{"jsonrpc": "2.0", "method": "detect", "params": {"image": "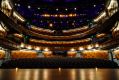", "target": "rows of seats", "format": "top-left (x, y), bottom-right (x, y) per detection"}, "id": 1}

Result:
top-left (1, 58), bottom-right (118, 68)
top-left (81, 50), bottom-right (109, 59)
top-left (31, 26), bottom-right (89, 36)
top-left (67, 51), bottom-right (77, 57)
top-left (43, 51), bottom-right (52, 57)
top-left (11, 50), bottom-right (37, 59)
top-left (0, 50), bottom-right (5, 59)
